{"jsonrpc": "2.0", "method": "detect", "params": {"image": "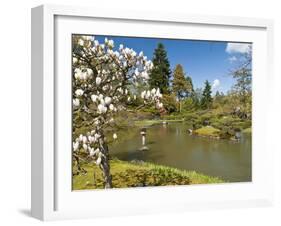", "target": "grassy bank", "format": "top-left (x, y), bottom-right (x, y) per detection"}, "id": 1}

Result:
top-left (243, 127), bottom-right (252, 134)
top-left (134, 119), bottom-right (184, 127)
top-left (73, 159), bottom-right (224, 190)
top-left (194, 126), bottom-right (221, 139)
